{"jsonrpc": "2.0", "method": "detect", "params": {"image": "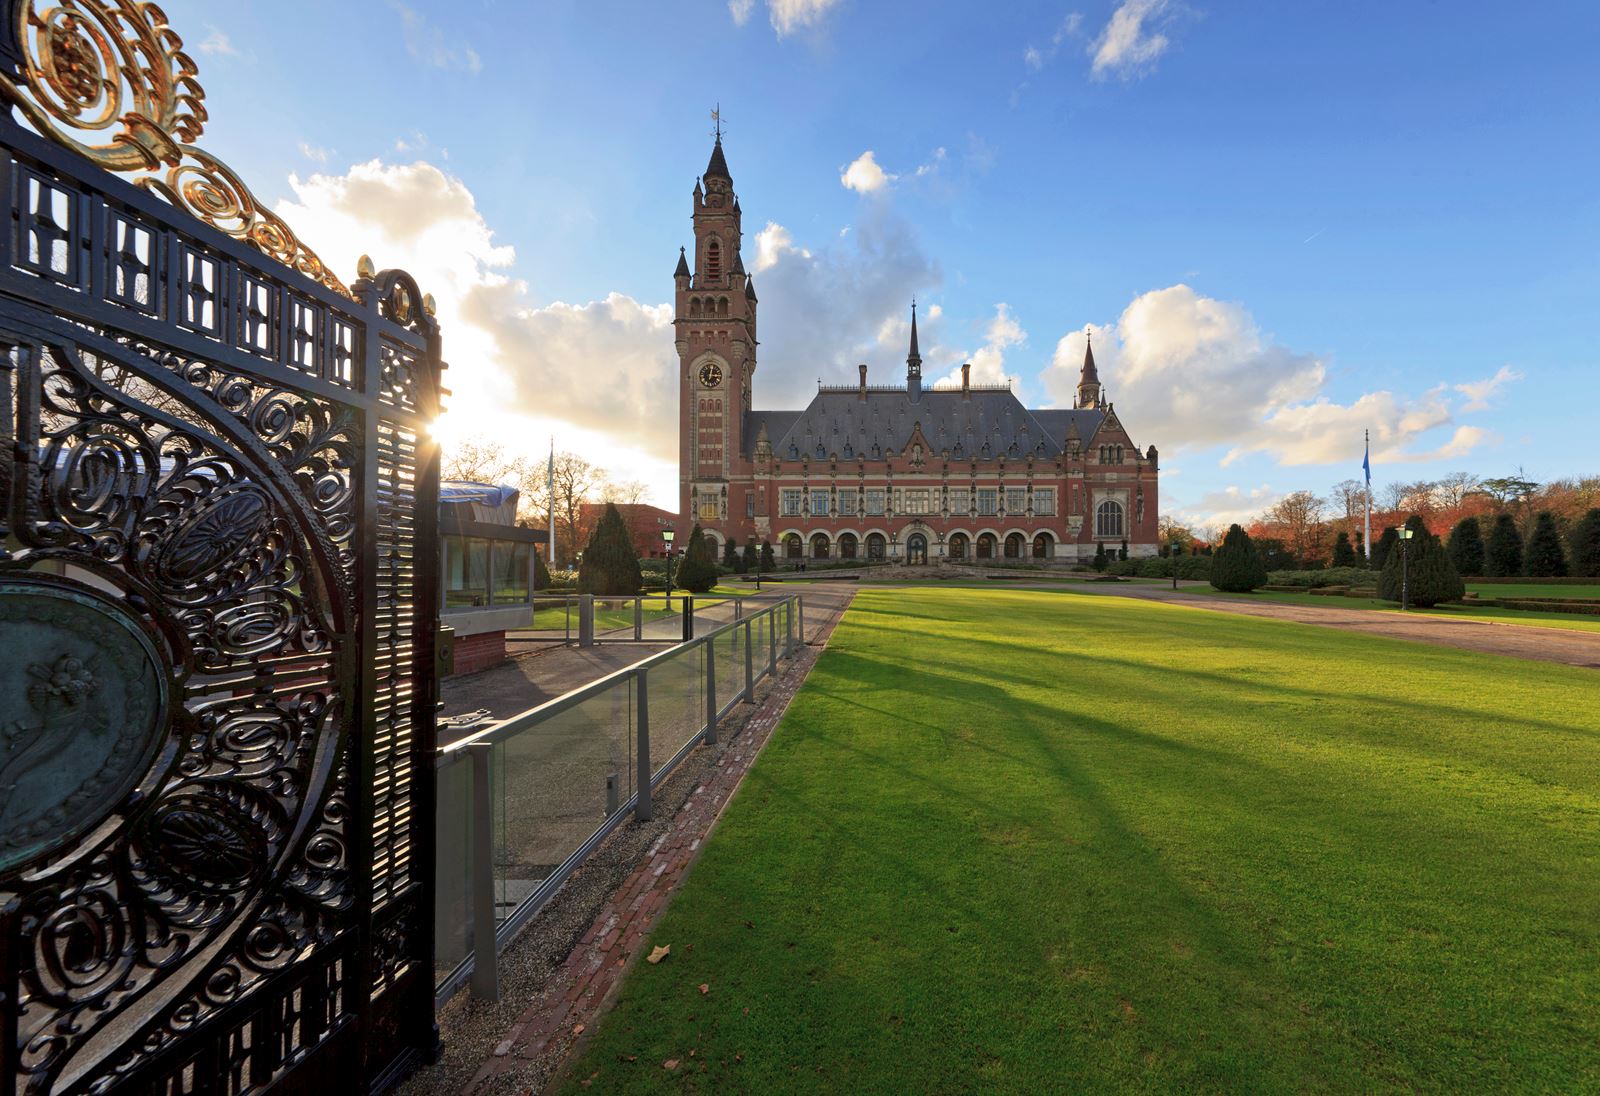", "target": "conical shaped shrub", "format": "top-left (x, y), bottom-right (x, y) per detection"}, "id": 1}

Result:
top-left (1331, 531), bottom-right (1357, 567)
top-left (578, 503), bottom-right (643, 596)
top-left (1525, 511), bottom-right (1569, 577)
top-left (1569, 509), bottom-right (1600, 578)
top-left (1446, 516), bottom-right (1485, 576)
top-left (1485, 513), bottom-right (1523, 577)
top-left (1210, 524), bottom-right (1268, 592)
top-left (1371, 526), bottom-right (1398, 572)
top-left (674, 524), bottom-right (719, 593)
top-left (533, 548), bottom-right (552, 591)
